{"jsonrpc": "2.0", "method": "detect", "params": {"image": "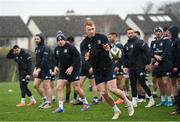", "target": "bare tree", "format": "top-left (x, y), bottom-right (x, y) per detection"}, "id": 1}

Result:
top-left (141, 1), bottom-right (154, 14)
top-left (158, 1), bottom-right (180, 20)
